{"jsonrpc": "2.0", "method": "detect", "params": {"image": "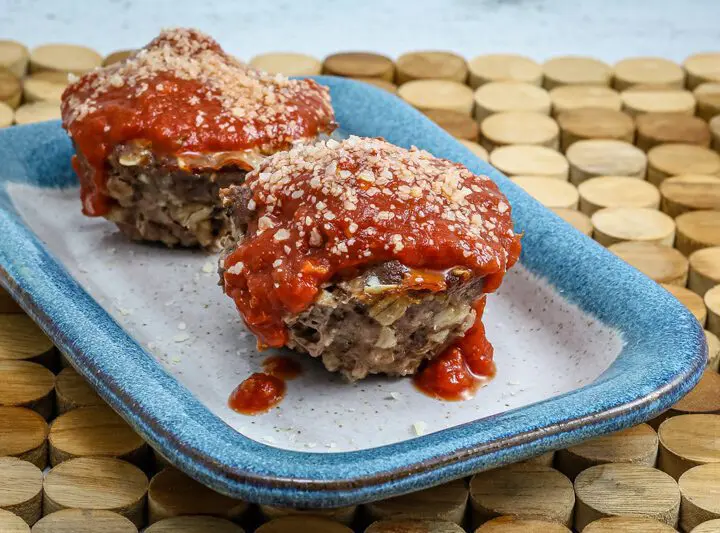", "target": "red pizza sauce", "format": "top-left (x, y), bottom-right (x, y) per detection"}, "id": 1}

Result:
top-left (262, 355), bottom-right (302, 380)
top-left (414, 298), bottom-right (496, 401)
top-left (222, 137), bottom-right (521, 349)
top-left (61, 28), bottom-right (335, 217)
top-left (229, 355), bottom-right (303, 415)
